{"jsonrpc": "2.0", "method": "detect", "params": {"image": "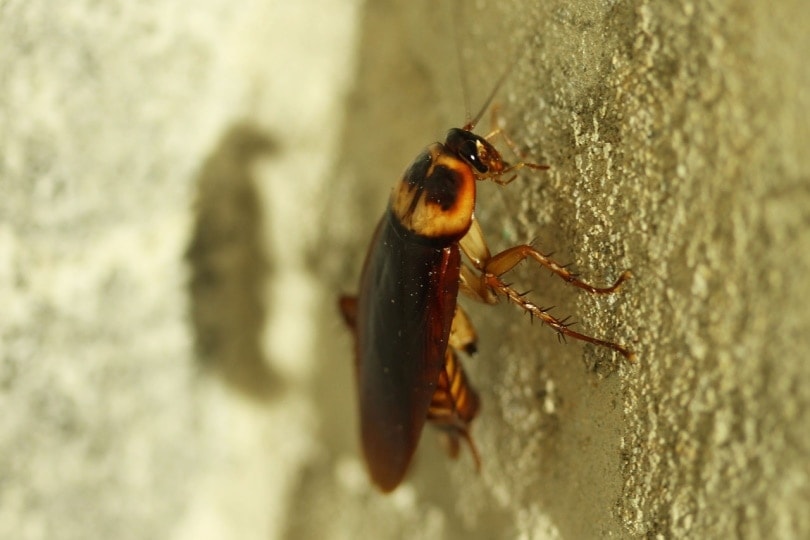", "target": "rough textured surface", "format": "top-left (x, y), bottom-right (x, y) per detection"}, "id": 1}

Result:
top-left (0, 1), bottom-right (360, 539)
top-left (0, 2), bottom-right (243, 538)
top-left (308, 0), bottom-right (810, 539)
top-left (3, 0), bottom-right (809, 539)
